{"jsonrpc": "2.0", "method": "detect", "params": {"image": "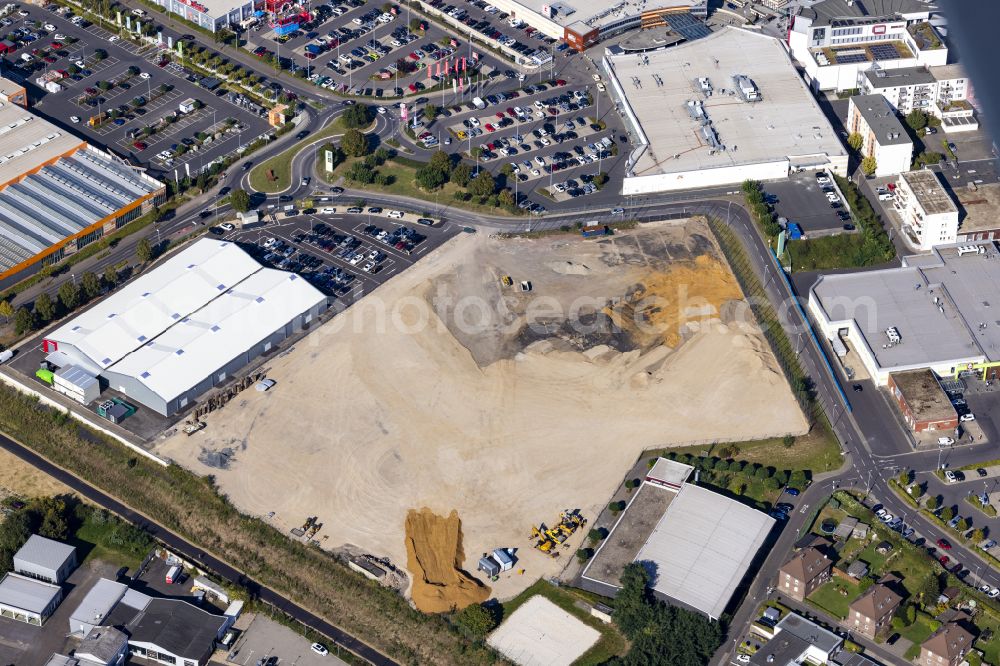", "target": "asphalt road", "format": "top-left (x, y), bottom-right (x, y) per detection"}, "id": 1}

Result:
top-left (0, 432), bottom-right (398, 666)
